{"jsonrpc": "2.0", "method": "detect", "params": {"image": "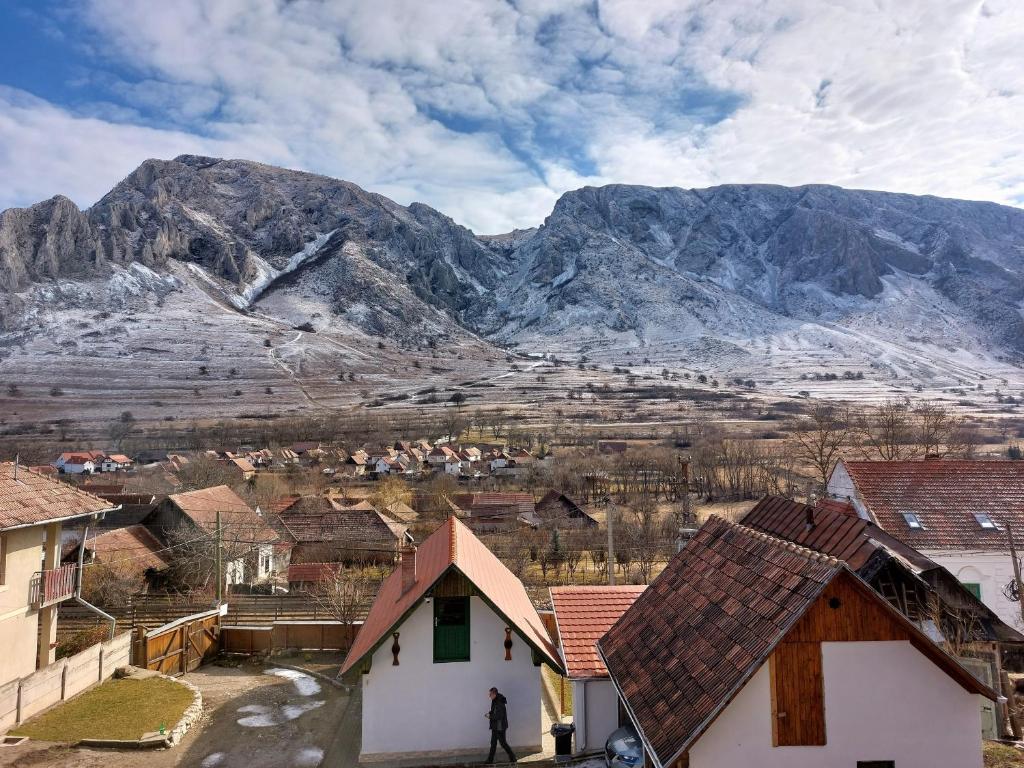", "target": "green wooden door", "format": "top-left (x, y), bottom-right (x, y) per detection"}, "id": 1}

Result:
top-left (434, 596), bottom-right (470, 662)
